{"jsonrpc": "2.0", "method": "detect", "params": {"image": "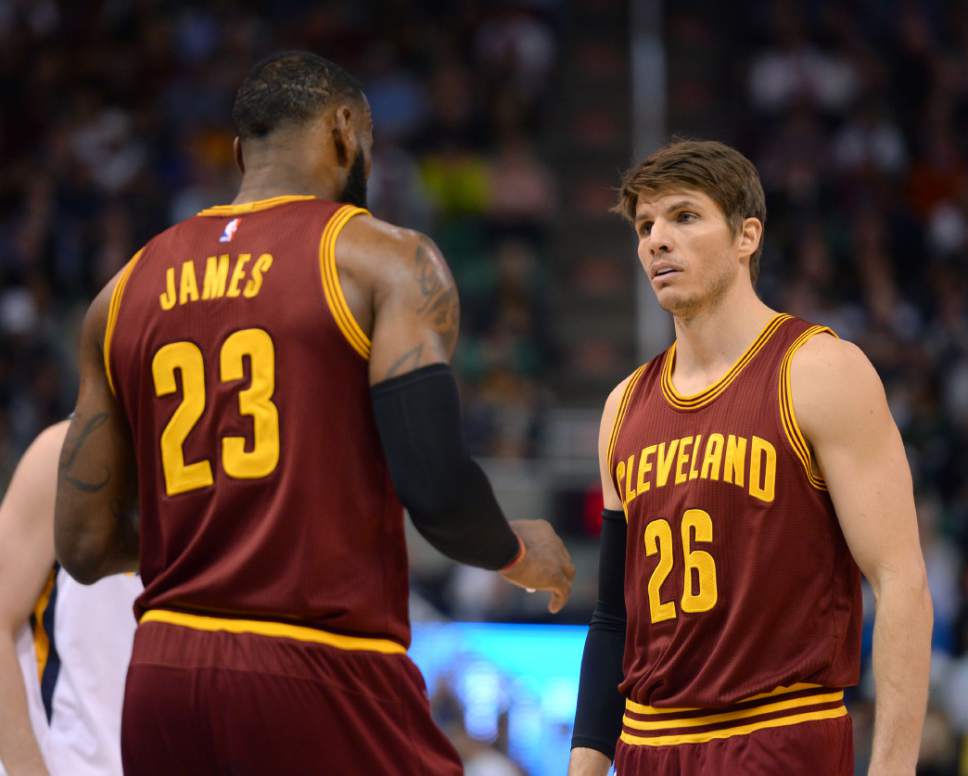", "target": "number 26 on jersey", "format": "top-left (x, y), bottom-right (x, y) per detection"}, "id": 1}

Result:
top-left (645, 508), bottom-right (719, 623)
top-left (152, 327), bottom-right (280, 496)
